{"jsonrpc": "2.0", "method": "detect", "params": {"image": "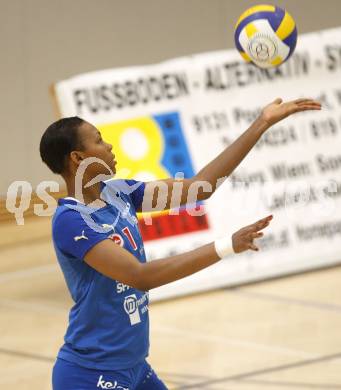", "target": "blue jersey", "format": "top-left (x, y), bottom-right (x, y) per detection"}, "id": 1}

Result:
top-left (52, 179), bottom-right (149, 370)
